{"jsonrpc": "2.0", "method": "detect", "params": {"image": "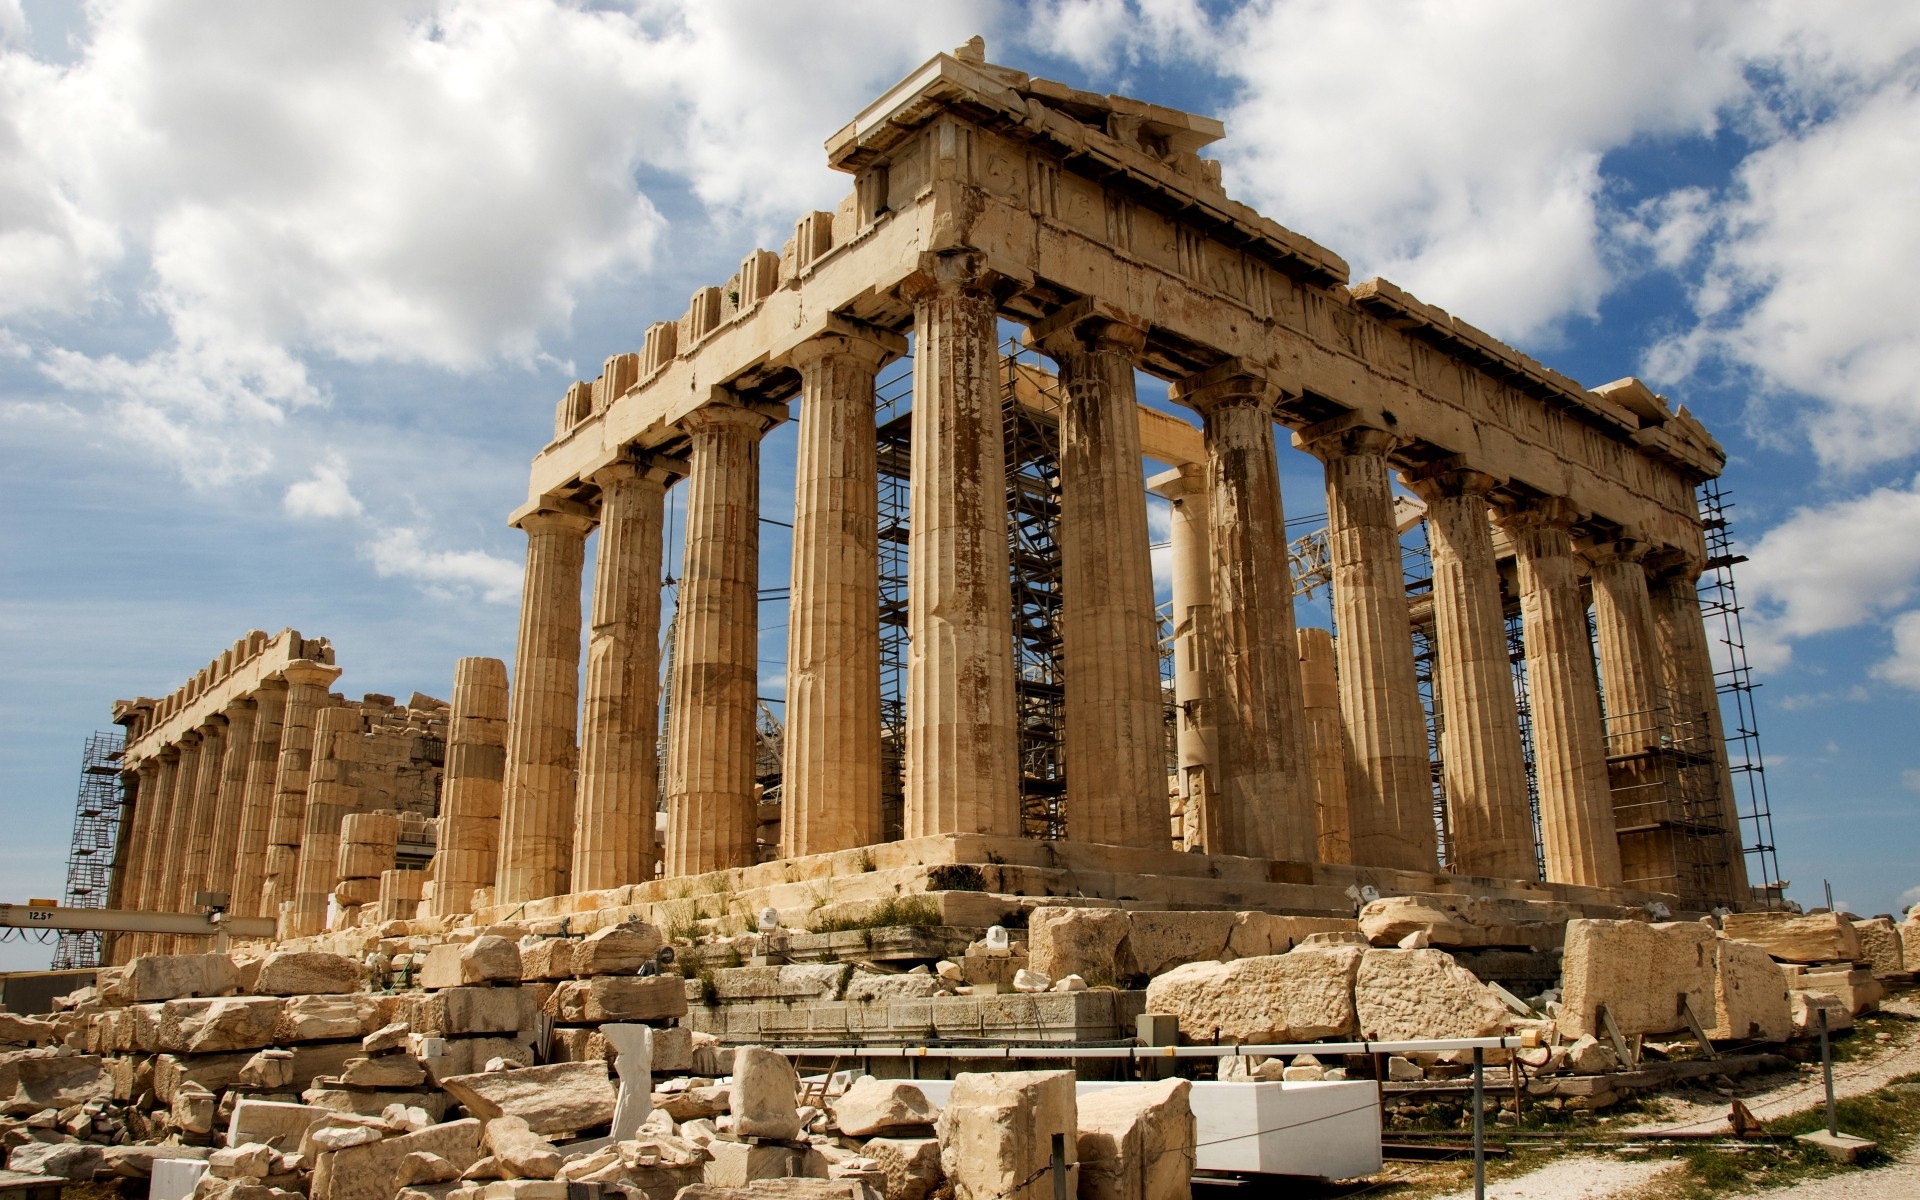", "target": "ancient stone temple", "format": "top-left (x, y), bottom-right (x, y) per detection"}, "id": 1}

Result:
top-left (107, 629), bottom-right (446, 960)
top-left (467, 40), bottom-right (1747, 931)
top-left (97, 43), bottom-right (1755, 946)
